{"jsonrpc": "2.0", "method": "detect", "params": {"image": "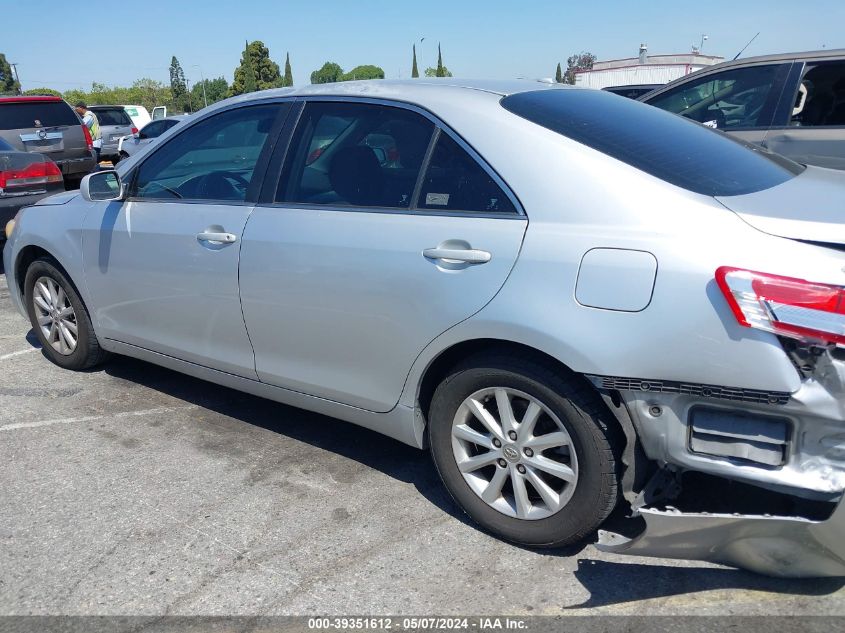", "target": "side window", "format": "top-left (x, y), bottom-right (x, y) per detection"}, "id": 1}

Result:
top-left (790, 62), bottom-right (845, 127)
top-left (277, 102), bottom-right (434, 208)
top-left (138, 121), bottom-right (163, 139)
top-left (418, 132), bottom-right (515, 214)
top-left (647, 64), bottom-right (784, 129)
top-left (132, 104), bottom-right (280, 202)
